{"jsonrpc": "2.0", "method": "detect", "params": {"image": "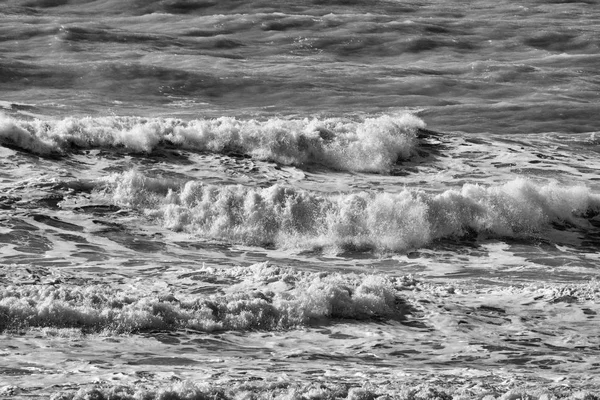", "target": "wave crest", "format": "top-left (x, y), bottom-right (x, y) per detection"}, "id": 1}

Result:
top-left (0, 114), bottom-right (423, 172)
top-left (103, 171), bottom-right (600, 252)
